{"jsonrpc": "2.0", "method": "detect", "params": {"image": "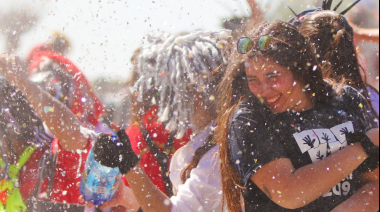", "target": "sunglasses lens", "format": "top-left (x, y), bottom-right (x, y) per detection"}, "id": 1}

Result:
top-left (237, 37), bottom-right (253, 54)
top-left (258, 35), bottom-right (273, 51)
